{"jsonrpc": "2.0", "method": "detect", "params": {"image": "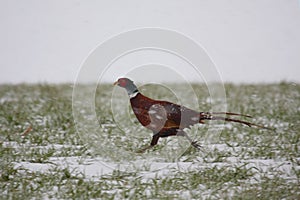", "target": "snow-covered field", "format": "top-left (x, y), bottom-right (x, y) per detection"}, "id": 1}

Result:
top-left (0, 83), bottom-right (299, 199)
